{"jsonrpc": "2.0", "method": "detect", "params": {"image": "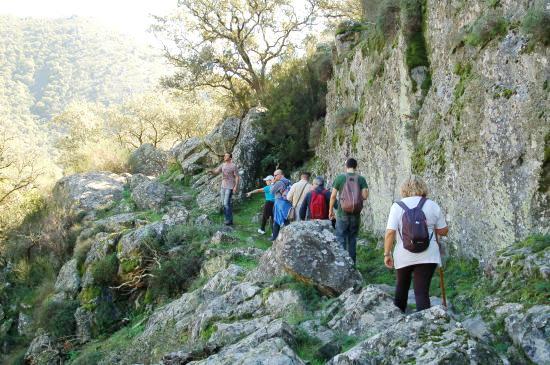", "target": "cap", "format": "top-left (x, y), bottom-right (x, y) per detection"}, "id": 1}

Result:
top-left (263, 175), bottom-right (274, 181)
